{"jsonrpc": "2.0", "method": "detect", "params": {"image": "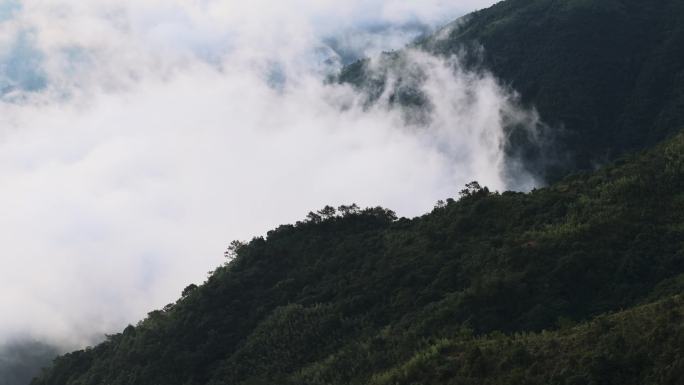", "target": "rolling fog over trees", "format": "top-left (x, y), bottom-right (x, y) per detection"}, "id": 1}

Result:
top-left (4, 0), bottom-right (684, 384)
top-left (0, 0), bottom-right (503, 370)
